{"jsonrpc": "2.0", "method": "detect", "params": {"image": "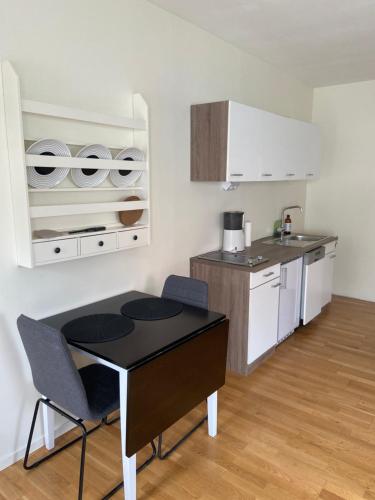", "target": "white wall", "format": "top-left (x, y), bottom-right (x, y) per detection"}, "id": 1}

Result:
top-left (306, 81), bottom-right (375, 301)
top-left (0, 0), bottom-right (312, 468)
